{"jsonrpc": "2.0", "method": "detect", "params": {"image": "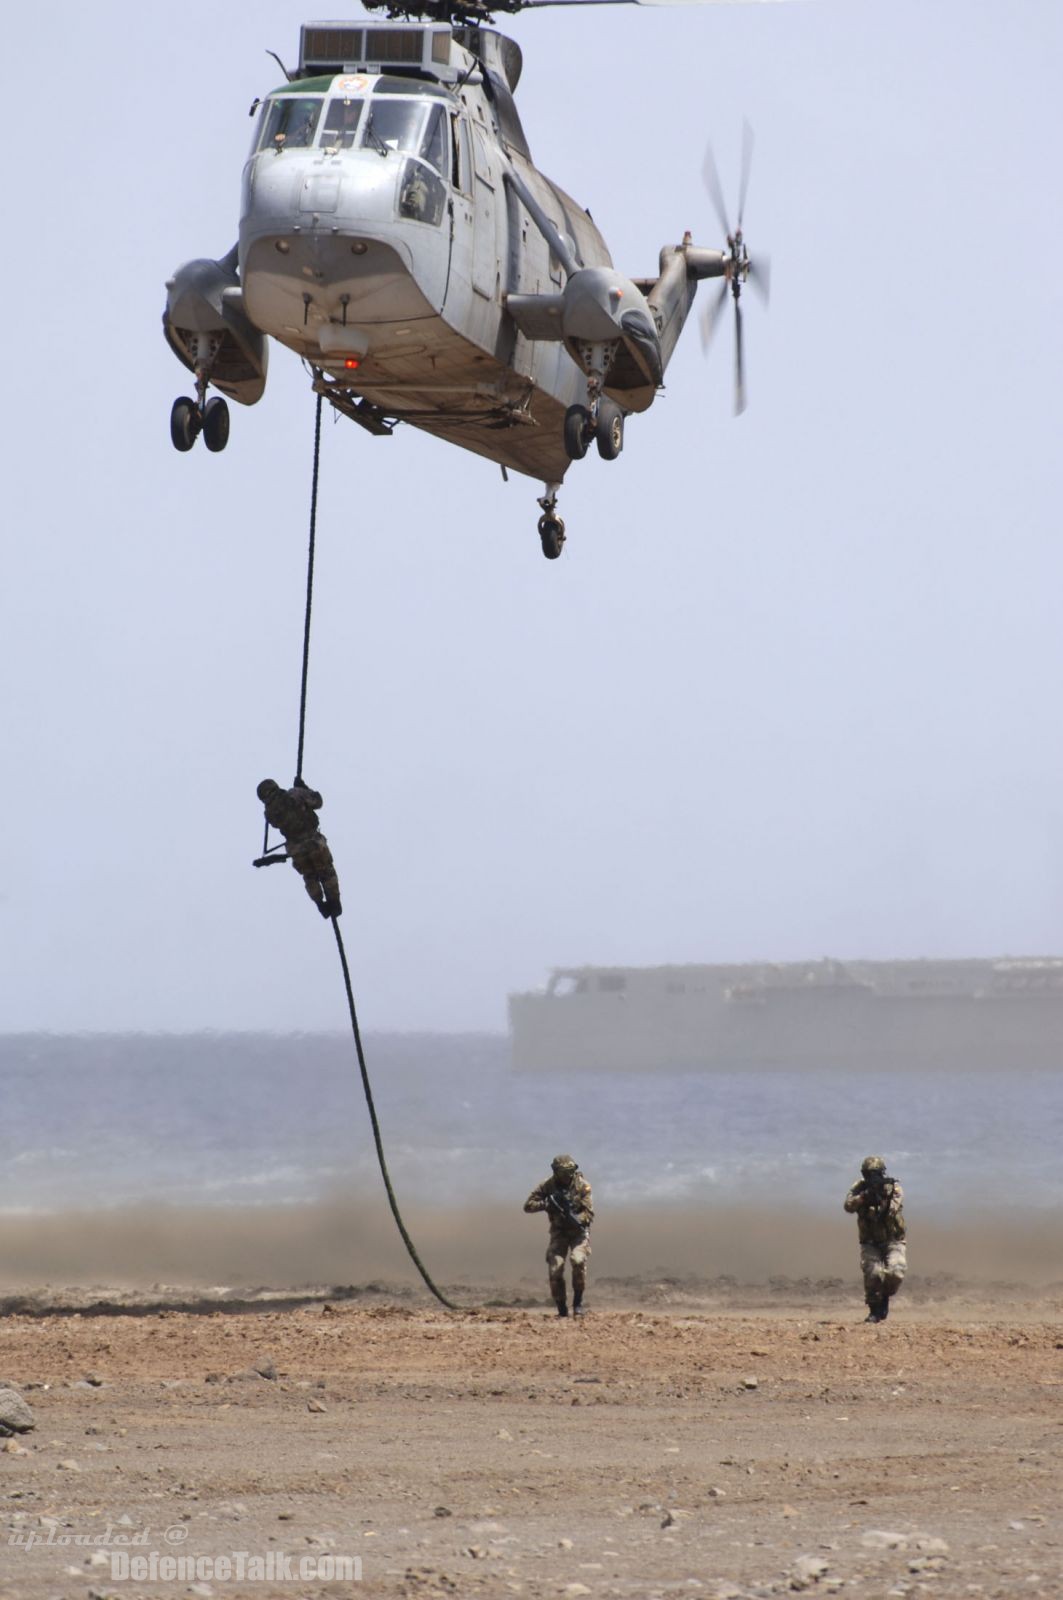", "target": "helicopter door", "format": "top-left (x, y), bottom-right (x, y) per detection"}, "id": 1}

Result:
top-left (444, 113), bottom-right (474, 314)
top-left (470, 126), bottom-right (501, 301)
